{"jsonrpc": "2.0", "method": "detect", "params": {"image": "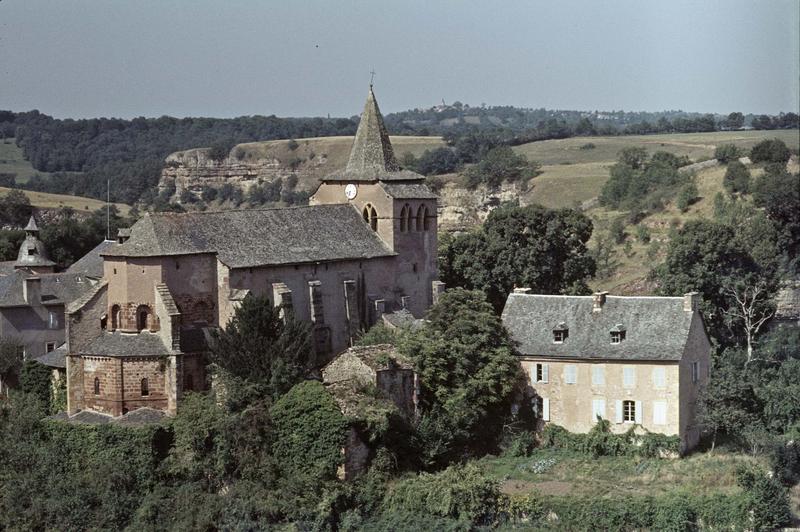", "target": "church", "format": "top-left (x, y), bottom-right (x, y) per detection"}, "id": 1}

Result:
top-left (64, 87), bottom-right (441, 418)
